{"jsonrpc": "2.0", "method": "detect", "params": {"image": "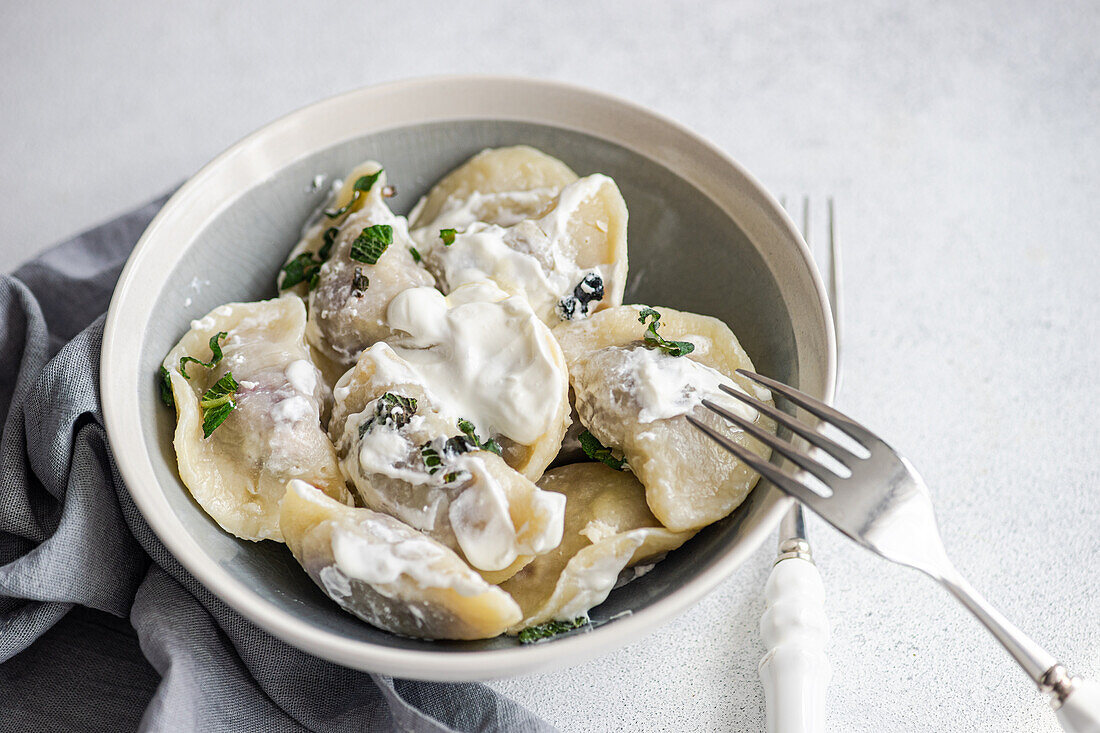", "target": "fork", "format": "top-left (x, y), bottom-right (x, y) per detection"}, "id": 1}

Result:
top-left (755, 196), bottom-right (836, 733)
top-left (691, 372), bottom-right (1100, 732)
